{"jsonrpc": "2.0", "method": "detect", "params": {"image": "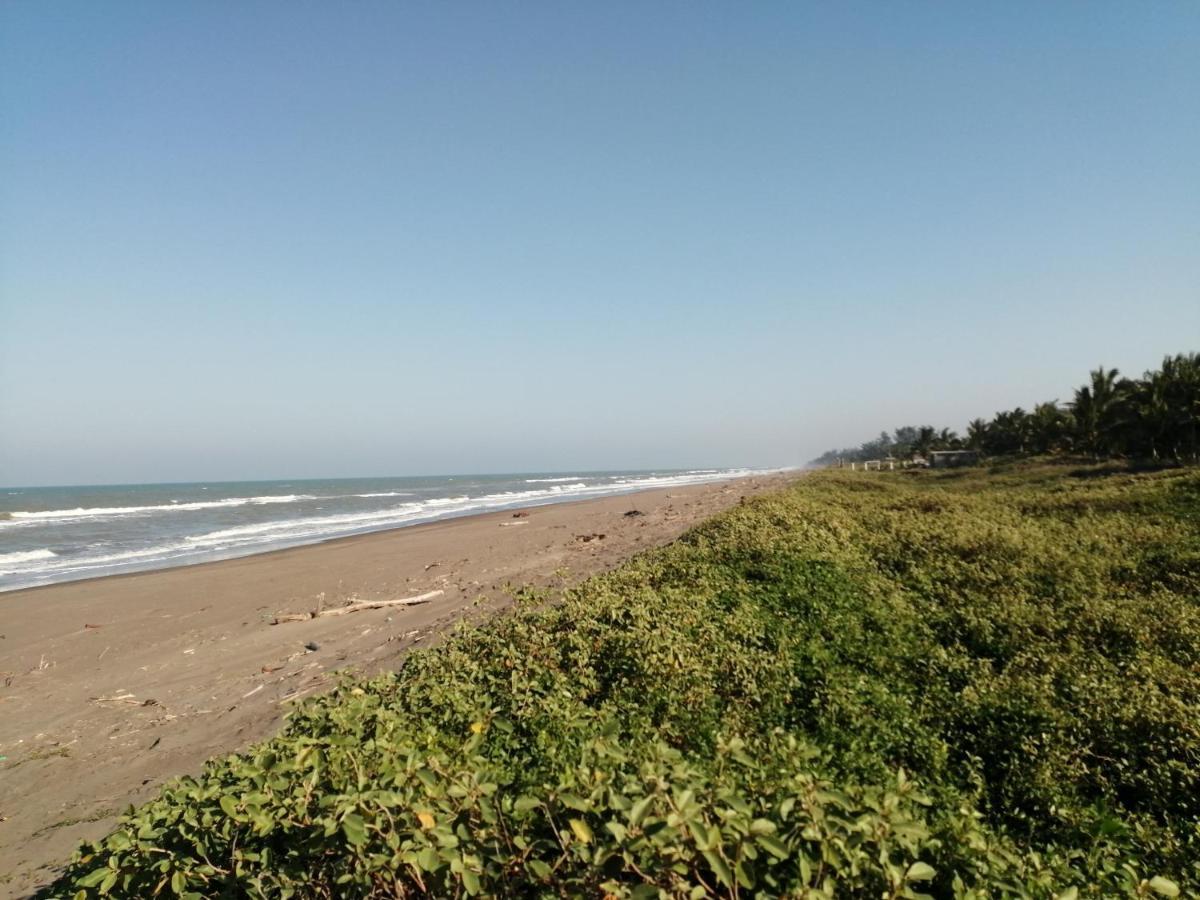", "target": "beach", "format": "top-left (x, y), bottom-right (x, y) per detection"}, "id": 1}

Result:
top-left (0, 472), bottom-right (790, 896)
